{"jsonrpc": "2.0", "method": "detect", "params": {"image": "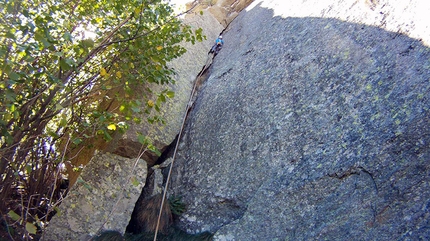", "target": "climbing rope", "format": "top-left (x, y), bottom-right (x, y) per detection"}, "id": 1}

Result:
top-left (153, 52), bottom-right (215, 241)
